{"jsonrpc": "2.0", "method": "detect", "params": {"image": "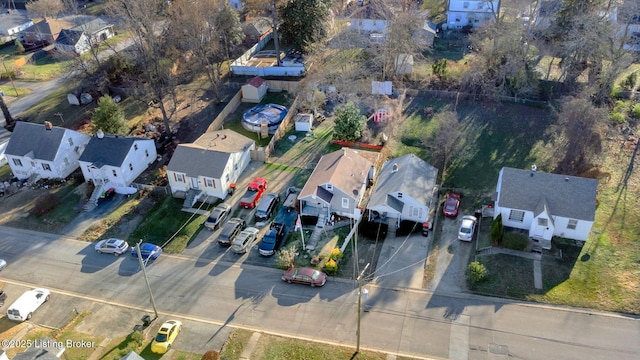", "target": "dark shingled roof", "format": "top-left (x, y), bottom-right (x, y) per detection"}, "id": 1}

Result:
top-left (56, 29), bottom-right (83, 45)
top-left (5, 122), bottom-right (67, 161)
top-left (79, 134), bottom-right (140, 167)
top-left (497, 167), bottom-right (598, 221)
